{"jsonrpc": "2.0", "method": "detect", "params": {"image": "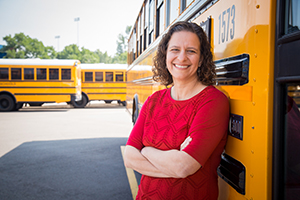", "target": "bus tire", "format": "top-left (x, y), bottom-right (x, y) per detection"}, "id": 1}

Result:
top-left (132, 95), bottom-right (139, 125)
top-left (117, 100), bottom-right (127, 106)
top-left (14, 103), bottom-right (23, 111)
top-left (0, 94), bottom-right (15, 112)
top-left (121, 101), bottom-right (127, 106)
top-left (72, 93), bottom-right (88, 108)
top-left (104, 100), bottom-right (113, 104)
